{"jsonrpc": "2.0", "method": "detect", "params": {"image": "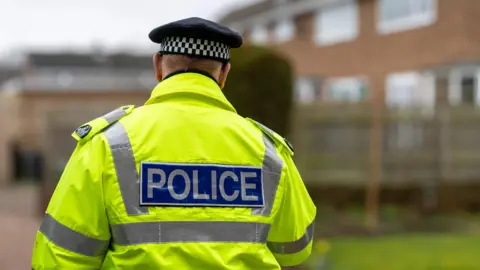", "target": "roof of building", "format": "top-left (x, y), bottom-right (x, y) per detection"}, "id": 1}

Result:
top-left (0, 67), bottom-right (20, 87)
top-left (0, 51), bottom-right (157, 92)
top-left (218, 0), bottom-right (341, 28)
top-left (218, 0), bottom-right (275, 25)
top-left (1, 68), bottom-right (157, 93)
top-left (26, 52), bottom-right (153, 69)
